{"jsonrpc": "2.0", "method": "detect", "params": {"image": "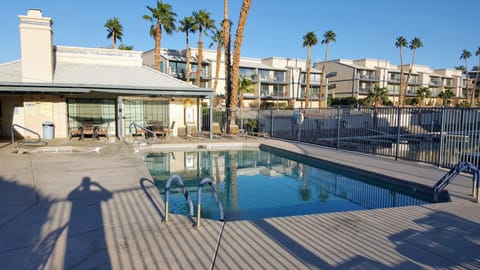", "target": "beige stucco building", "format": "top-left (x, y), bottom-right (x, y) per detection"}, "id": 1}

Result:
top-left (144, 47), bottom-right (469, 107)
top-left (0, 9), bottom-right (212, 139)
top-left (313, 59), bottom-right (465, 106)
